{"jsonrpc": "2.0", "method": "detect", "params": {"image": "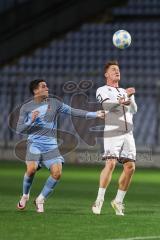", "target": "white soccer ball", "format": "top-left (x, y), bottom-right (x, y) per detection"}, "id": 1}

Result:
top-left (113, 30), bottom-right (131, 49)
